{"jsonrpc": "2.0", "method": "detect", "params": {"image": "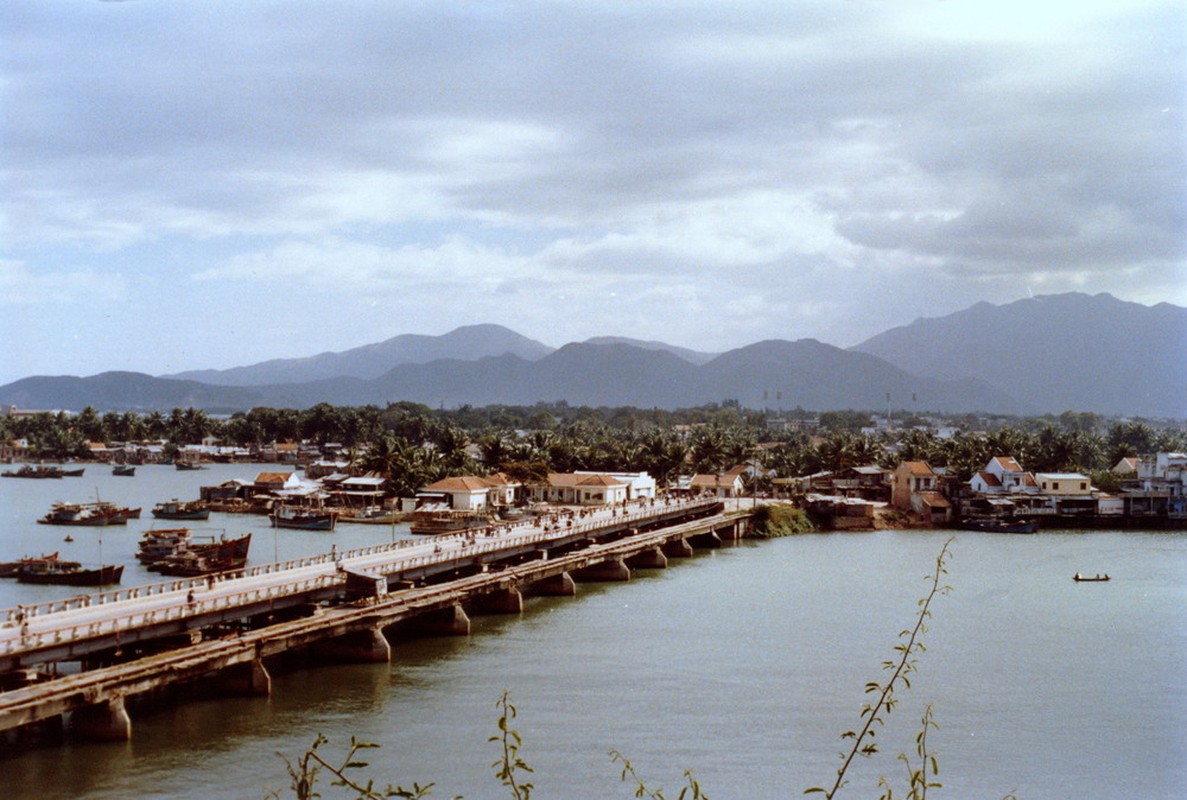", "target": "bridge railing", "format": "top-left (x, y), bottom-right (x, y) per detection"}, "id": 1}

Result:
top-left (0, 497), bottom-right (724, 655)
